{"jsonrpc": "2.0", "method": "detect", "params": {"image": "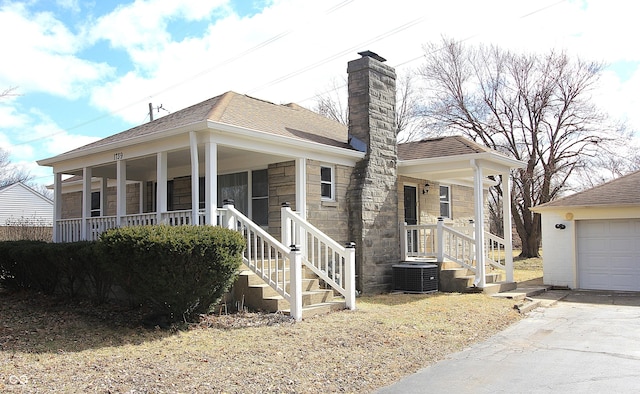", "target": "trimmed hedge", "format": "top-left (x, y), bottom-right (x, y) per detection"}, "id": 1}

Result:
top-left (99, 225), bottom-right (245, 323)
top-left (0, 240), bottom-right (108, 298)
top-left (0, 225), bottom-right (246, 325)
